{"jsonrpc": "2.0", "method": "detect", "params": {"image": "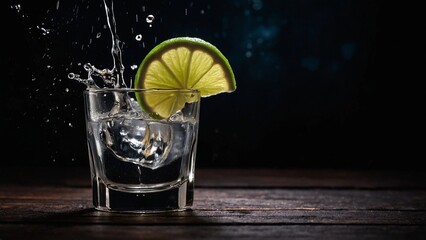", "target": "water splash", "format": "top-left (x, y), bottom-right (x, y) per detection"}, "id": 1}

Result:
top-left (68, 63), bottom-right (120, 88)
top-left (103, 0), bottom-right (126, 88)
top-left (69, 0), bottom-right (127, 89)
